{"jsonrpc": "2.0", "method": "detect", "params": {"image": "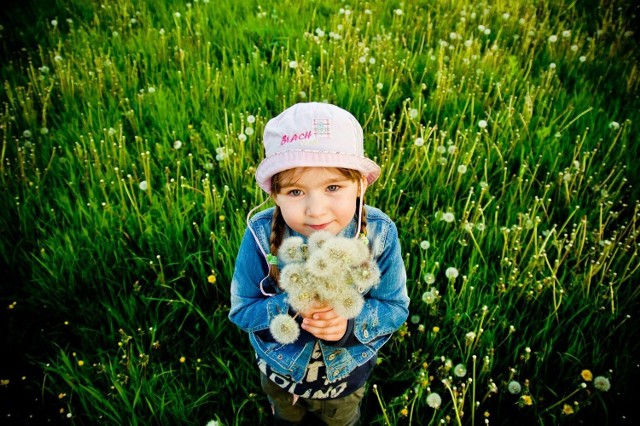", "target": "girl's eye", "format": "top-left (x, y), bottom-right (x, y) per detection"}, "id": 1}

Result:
top-left (327, 185), bottom-right (340, 192)
top-left (288, 189), bottom-right (303, 197)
